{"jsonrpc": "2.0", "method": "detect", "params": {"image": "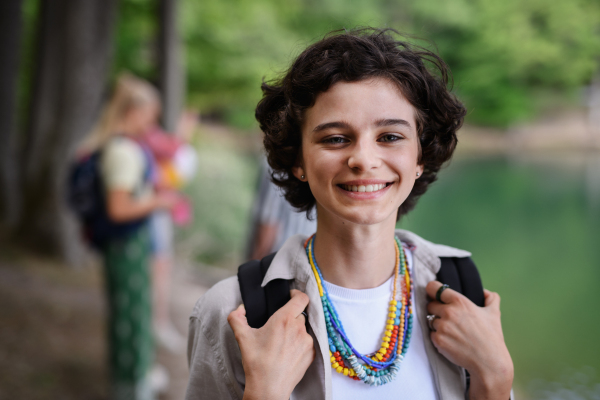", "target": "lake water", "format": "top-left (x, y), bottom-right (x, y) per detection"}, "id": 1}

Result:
top-left (398, 154), bottom-right (600, 398)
